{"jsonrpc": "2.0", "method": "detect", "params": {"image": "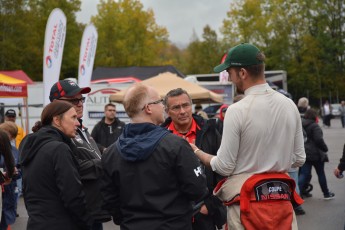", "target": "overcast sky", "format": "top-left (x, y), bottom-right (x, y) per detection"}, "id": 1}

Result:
top-left (76, 0), bottom-right (231, 46)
